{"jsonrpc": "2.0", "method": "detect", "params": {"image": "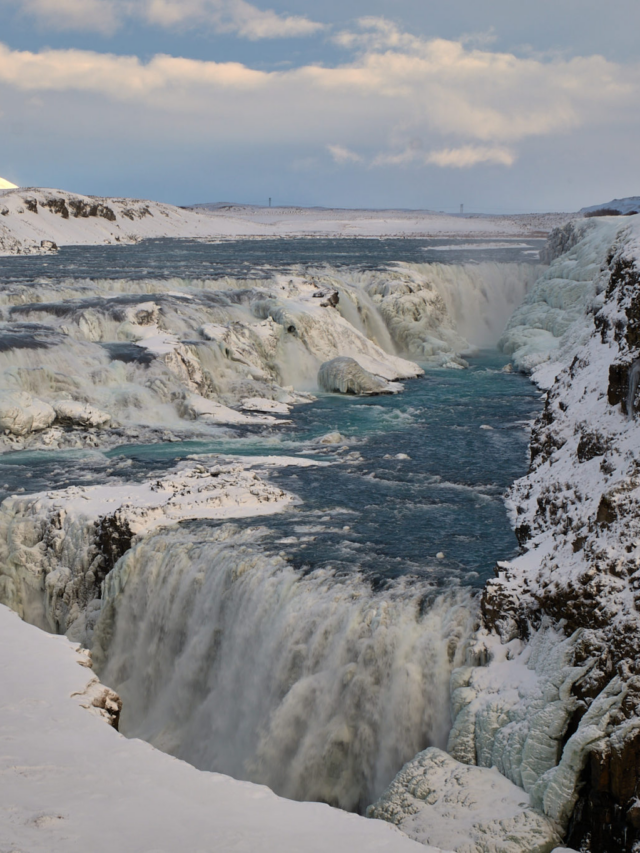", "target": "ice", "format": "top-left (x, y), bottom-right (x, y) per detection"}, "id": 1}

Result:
top-left (498, 219), bottom-right (623, 381)
top-left (368, 747), bottom-right (562, 852)
top-left (318, 356), bottom-right (402, 395)
top-left (0, 457), bottom-right (304, 640)
top-left (0, 390), bottom-right (56, 434)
